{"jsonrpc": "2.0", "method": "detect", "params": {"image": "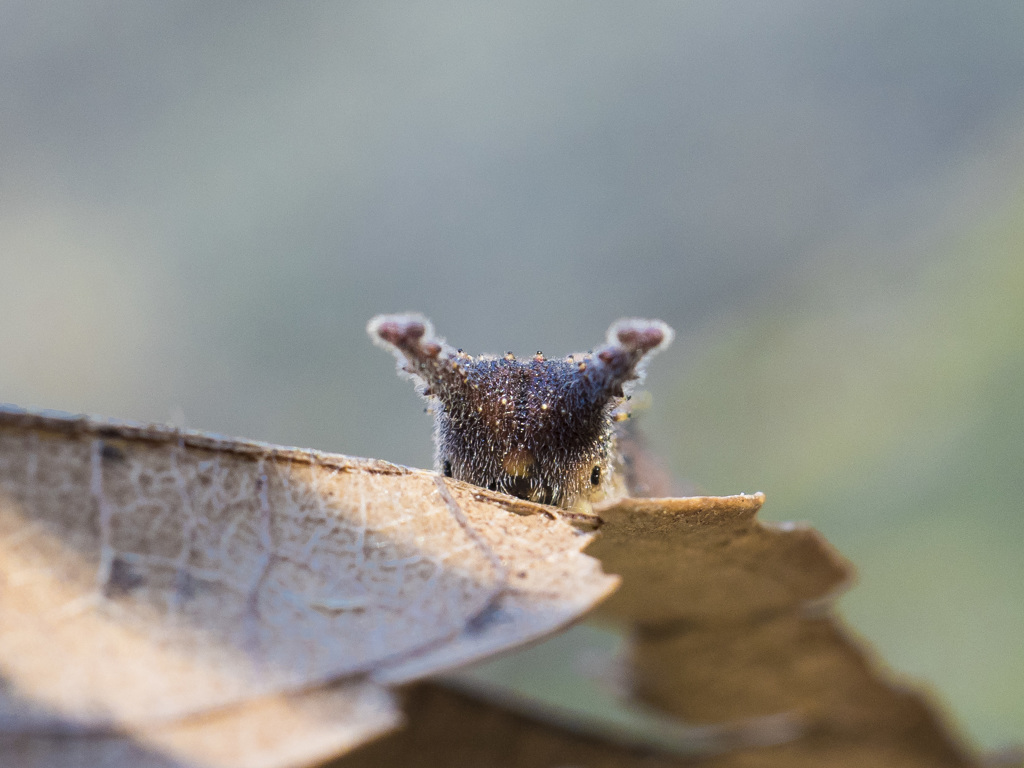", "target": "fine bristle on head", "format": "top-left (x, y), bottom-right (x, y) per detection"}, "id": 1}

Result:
top-left (369, 314), bottom-right (673, 508)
